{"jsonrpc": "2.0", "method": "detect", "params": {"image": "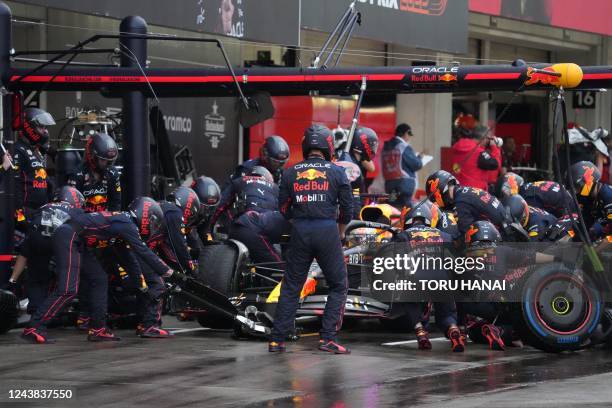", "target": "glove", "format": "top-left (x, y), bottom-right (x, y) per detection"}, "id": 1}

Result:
top-left (164, 269), bottom-right (187, 284)
top-left (1, 279), bottom-right (17, 294)
top-left (188, 260), bottom-right (198, 273)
